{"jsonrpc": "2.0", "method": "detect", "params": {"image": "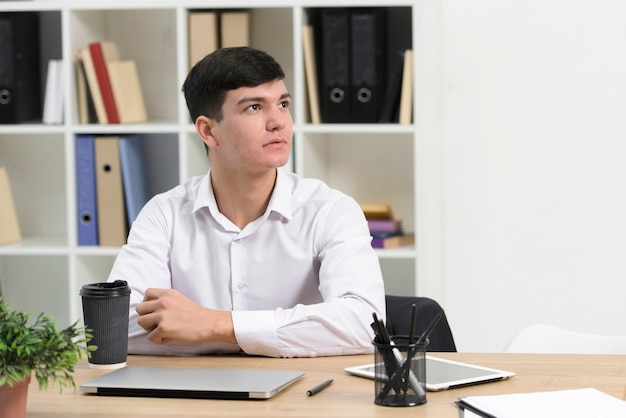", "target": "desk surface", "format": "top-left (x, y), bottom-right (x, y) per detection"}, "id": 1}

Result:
top-left (26, 353), bottom-right (626, 417)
